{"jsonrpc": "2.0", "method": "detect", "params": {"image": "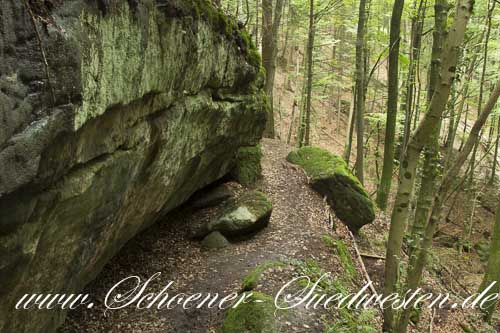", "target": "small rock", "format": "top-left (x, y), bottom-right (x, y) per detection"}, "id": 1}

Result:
top-left (201, 231), bottom-right (229, 249)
